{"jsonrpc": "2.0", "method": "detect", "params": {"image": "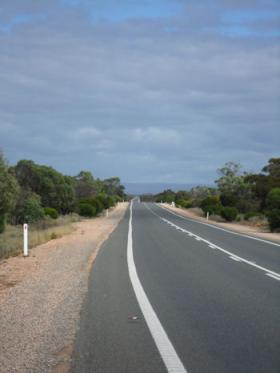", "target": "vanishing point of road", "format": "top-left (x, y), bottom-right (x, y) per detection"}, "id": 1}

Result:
top-left (71, 201), bottom-right (280, 373)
